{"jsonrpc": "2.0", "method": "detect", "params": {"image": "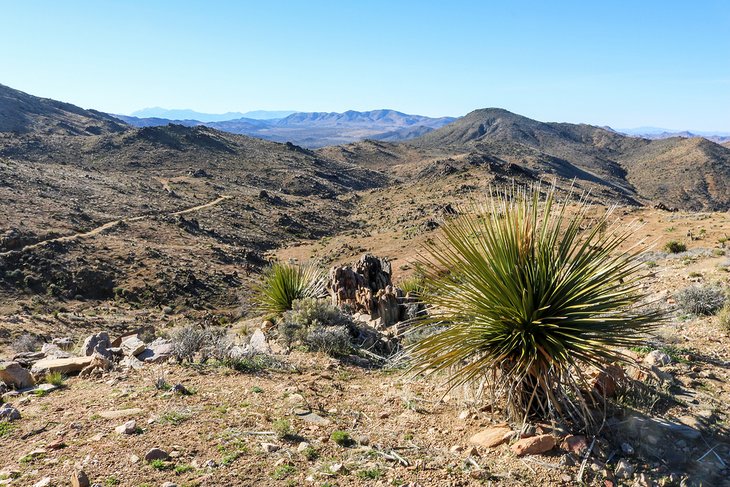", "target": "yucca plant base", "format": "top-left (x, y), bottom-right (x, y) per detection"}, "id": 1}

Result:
top-left (408, 184), bottom-right (661, 431)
